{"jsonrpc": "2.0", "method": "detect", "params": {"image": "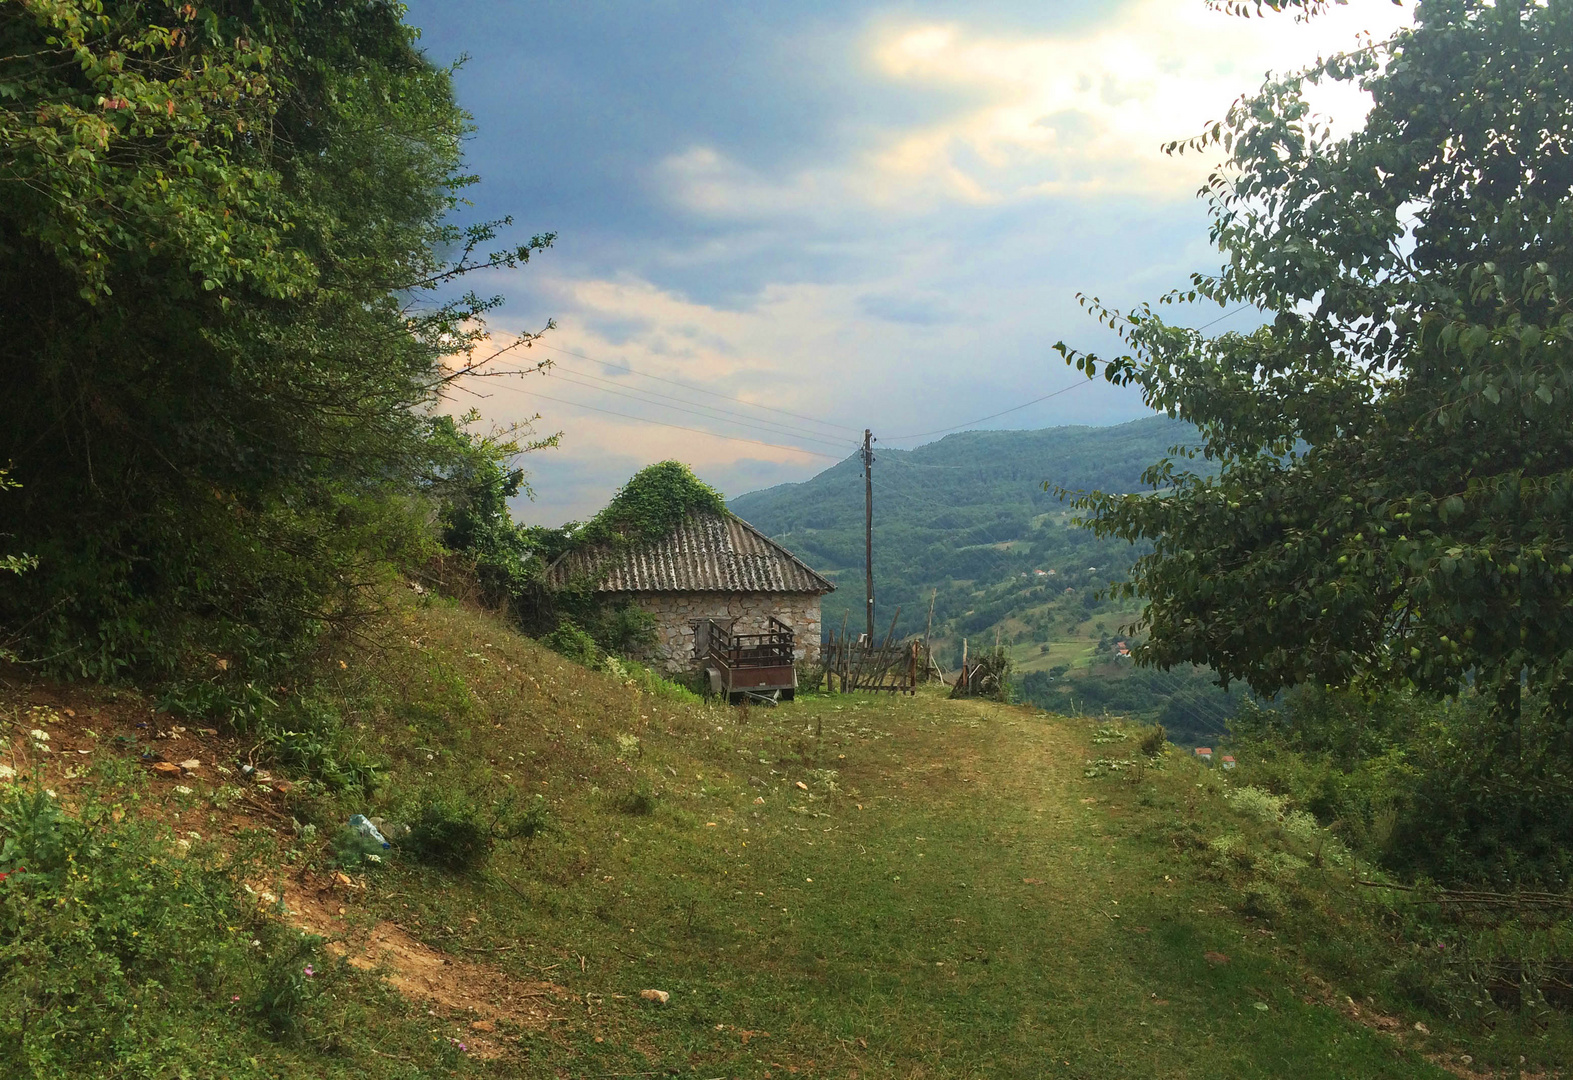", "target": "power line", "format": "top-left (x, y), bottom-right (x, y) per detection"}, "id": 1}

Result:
top-left (485, 382), bottom-right (848, 461)
top-left (525, 303), bottom-right (1261, 459)
top-left (540, 365), bottom-right (853, 452)
top-left (1195, 302), bottom-right (1255, 331)
top-left (883, 306), bottom-right (1262, 446)
top-left (534, 343), bottom-right (863, 436)
top-left (883, 379), bottom-right (1096, 443)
